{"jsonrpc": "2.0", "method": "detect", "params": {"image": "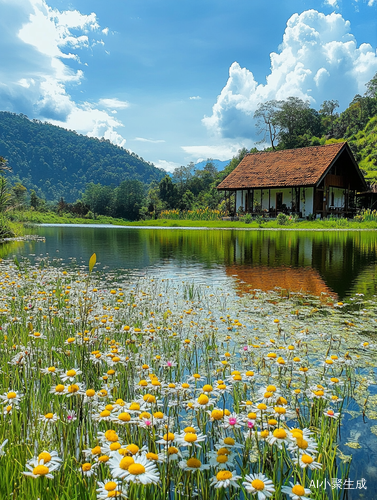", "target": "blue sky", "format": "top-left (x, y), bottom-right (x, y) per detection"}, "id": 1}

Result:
top-left (1, 0), bottom-right (377, 172)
